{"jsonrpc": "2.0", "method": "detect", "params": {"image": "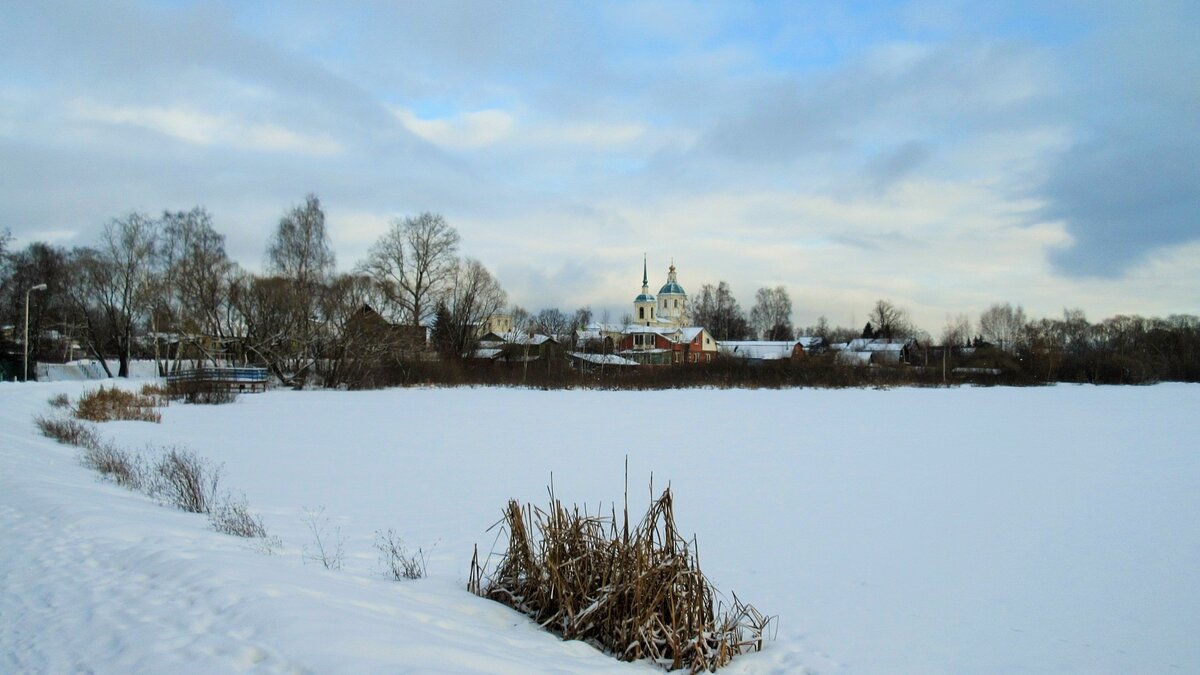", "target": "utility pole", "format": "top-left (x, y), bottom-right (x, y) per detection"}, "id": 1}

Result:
top-left (24, 283), bottom-right (48, 382)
